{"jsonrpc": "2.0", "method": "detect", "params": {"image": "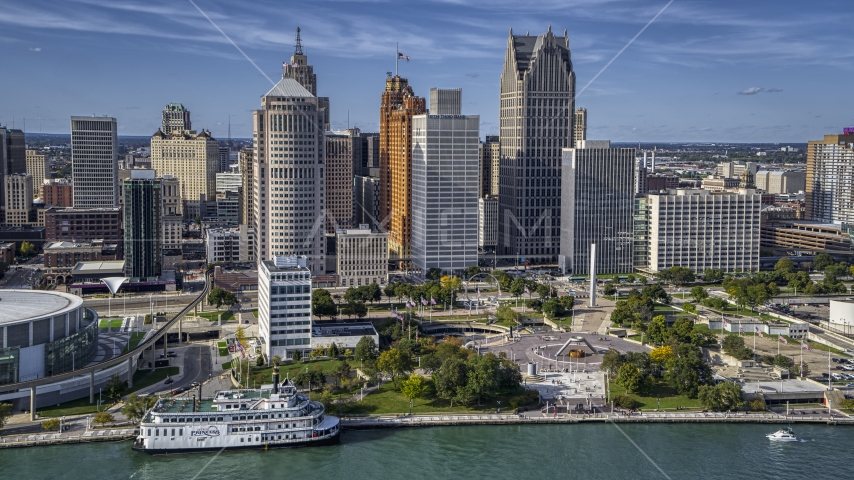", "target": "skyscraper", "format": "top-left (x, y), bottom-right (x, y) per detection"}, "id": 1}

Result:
top-left (379, 75), bottom-right (426, 265)
top-left (411, 88), bottom-right (480, 273)
top-left (71, 116), bottom-right (118, 208)
top-left (480, 135), bottom-right (500, 197)
top-left (123, 170), bottom-right (162, 279)
top-left (324, 131), bottom-right (356, 233)
top-left (4, 174), bottom-right (33, 226)
top-left (150, 128), bottom-right (219, 218)
top-left (25, 149), bottom-right (47, 198)
top-left (498, 27), bottom-right (575, 266)
top-left (283, 27), bottom-right (330, 131)
top-left (161, 103), bottom-right (192, 134)
top-left (560, 141), bottom-right (635, 275)
top-left (252, 72), bottom-right (326, 273)
top-left (806, 130), bottom-right (854, 224)
top-left (1, 127), bottom-right (26, 175)
top-left (239, 148), bottom-right (255, 228)
top-left (573, 108), bottom-right (587, 147)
